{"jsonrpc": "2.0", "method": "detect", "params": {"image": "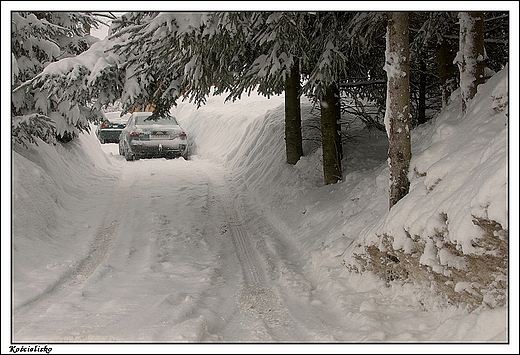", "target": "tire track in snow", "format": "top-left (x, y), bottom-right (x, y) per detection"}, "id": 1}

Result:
top-left (61, 218), bottom-right (118, 287)
top-left (59, 169), bottom-right (137, 287)
top-left (205, 168), bottom-right (306, 340)
top-left (227, 207), bottom-right (264, 286)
